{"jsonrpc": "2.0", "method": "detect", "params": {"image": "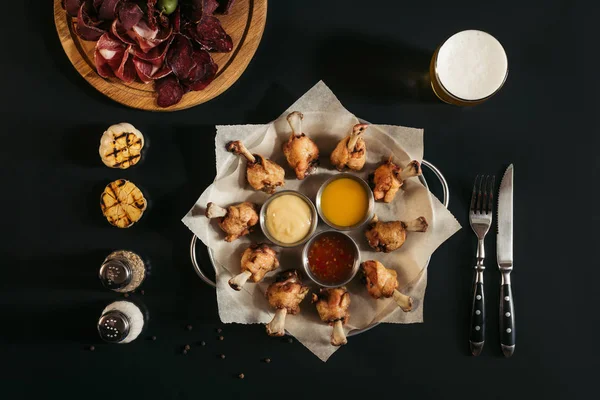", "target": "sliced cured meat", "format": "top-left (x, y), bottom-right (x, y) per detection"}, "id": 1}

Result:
top-left (183, 50), bottom-right (218, 91)
top-left (76, 3), bottom-right (106, 41)
top-left (155, 76), bottom-right (184, 107)
top-left (63, 0), bottom-right (83, 17)
top-left (133, 58), bottom-right (172, 83)
top-left (166, 34), bottom-right (195, 80)
top-left (111, 20), bottom-right (137, 45)
top-left (118, 2), bottom-right (144, 31)
top-left (115, 49), bottom-right (136, 83)
top-left (96, 33), bottom-right (127, 71)
top-left (98, 0), bottom-right (121, 21)
top-left (185, 0), bottom-right (219, 22)
top-left (94, 51), bottom-right (116, 78)
top-left (146, 0), bottom-right (158, 29)
top-left (133, 37), bottom-right (172, 65)
top-left (215, 0), bottom-right (236, 14)
top-left (191, 16), bottom-right (233, 52)
top-left (129, 20), bottom-right (173, 53)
